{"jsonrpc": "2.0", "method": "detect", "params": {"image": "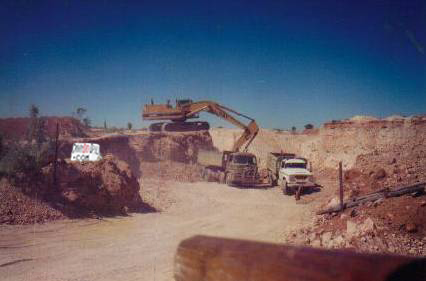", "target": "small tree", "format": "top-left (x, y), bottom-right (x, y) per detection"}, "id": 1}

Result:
top-left (27, 104), bottom-right (46, 145)
top-left (104, 120), bottom-right (107, 130)
top-left (1, 104), bottom-right (52, 184)
top-left (76, 107), bottom-right (87, 121)
top-left (0, 133), bottom-right (3, 159)
top-left (30, 104), bottom-right (39, 119)
top-left (291, 126), bottom-right (296, 133)
top-left (304, 123), bottom-right (314, 130)
top-left (127, 122), bottom-right (132, 130)
top-left (28, 104), bottom-right (39, 141)
top-left (82, 117), bottom-right (91, 128)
